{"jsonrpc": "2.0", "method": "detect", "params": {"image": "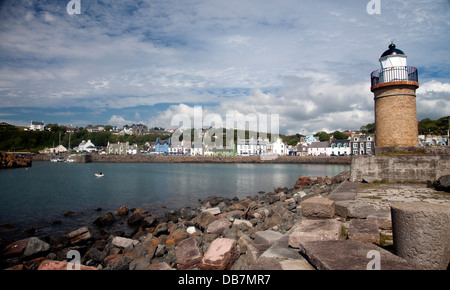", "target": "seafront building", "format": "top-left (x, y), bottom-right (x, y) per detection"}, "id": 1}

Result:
top-left (29, 120), bottom-right (45, 131)
top-left (350, 134), bottom-right (375, 155)
top-left (74, 140), bottom-right (97, 153)
top-left (326, 140), bottom-right (351, 156)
